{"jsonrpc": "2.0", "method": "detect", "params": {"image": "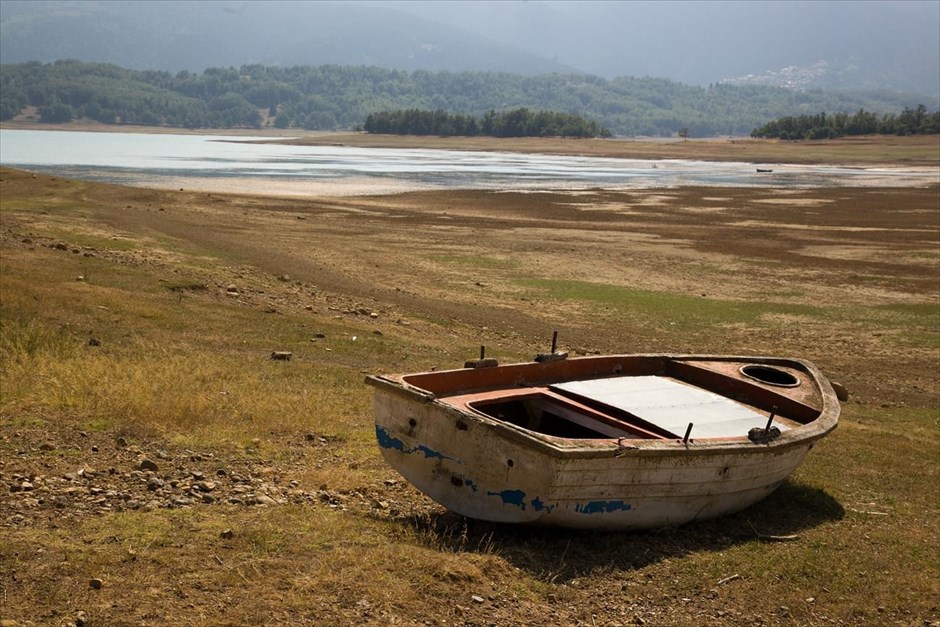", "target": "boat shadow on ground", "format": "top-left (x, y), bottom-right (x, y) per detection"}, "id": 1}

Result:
top-left (389, 480), bottom-right (843, 581)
